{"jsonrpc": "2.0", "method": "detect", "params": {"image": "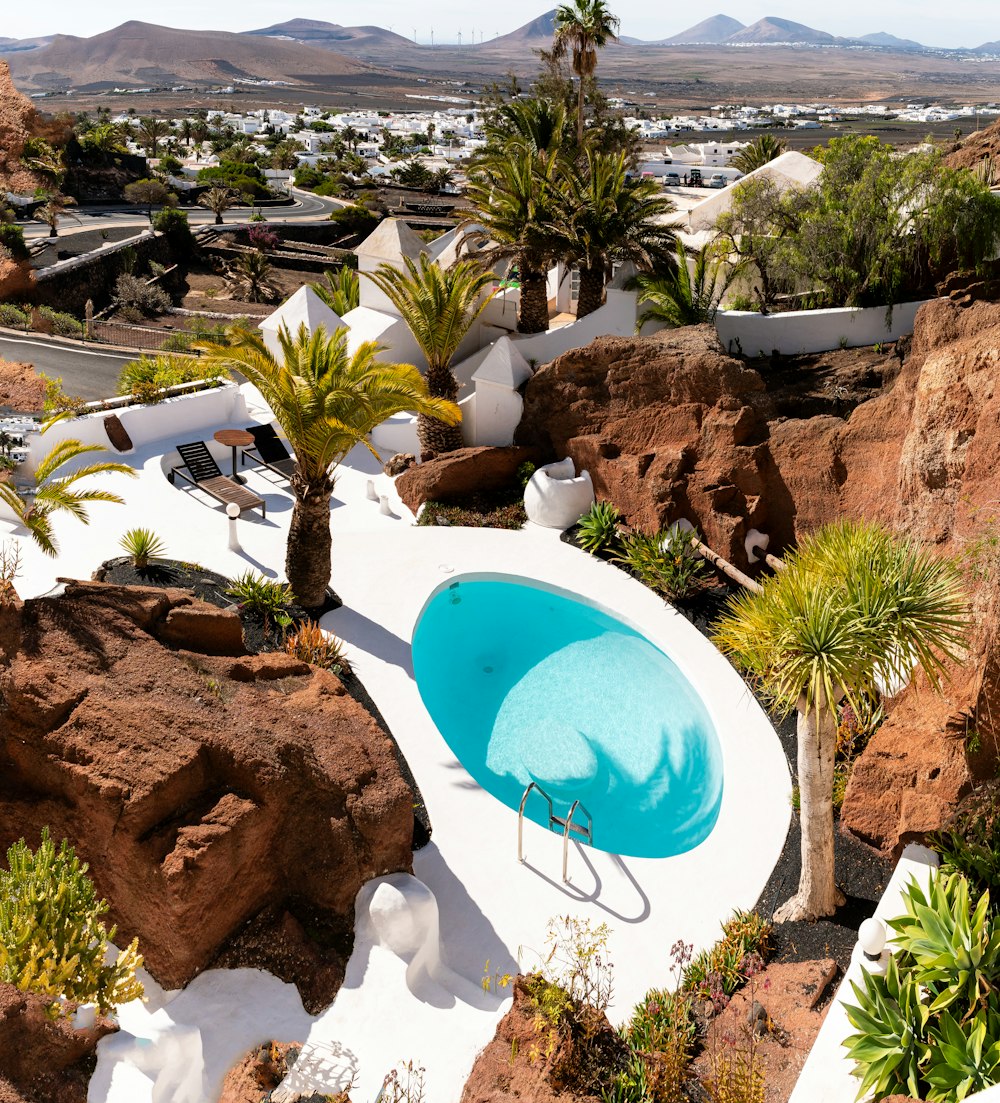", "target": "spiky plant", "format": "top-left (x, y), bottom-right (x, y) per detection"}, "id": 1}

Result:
top-left (730, 134), bottom-right (788, 176)
top-left (634, 240), bottom-right (731, 329)
top-left (119, 527), bottom-right (167, 570)
top-left (713, 520), bottom-right (968, 921)
top-left (313, 267), bottom-right (360, 316)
